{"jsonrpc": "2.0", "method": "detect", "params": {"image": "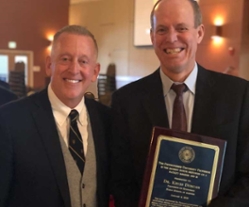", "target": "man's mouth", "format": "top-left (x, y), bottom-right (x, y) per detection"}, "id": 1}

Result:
top-left (64, 78), bottom-right (82, 83)
top-left (164, 48), bottom-right (183, 54)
